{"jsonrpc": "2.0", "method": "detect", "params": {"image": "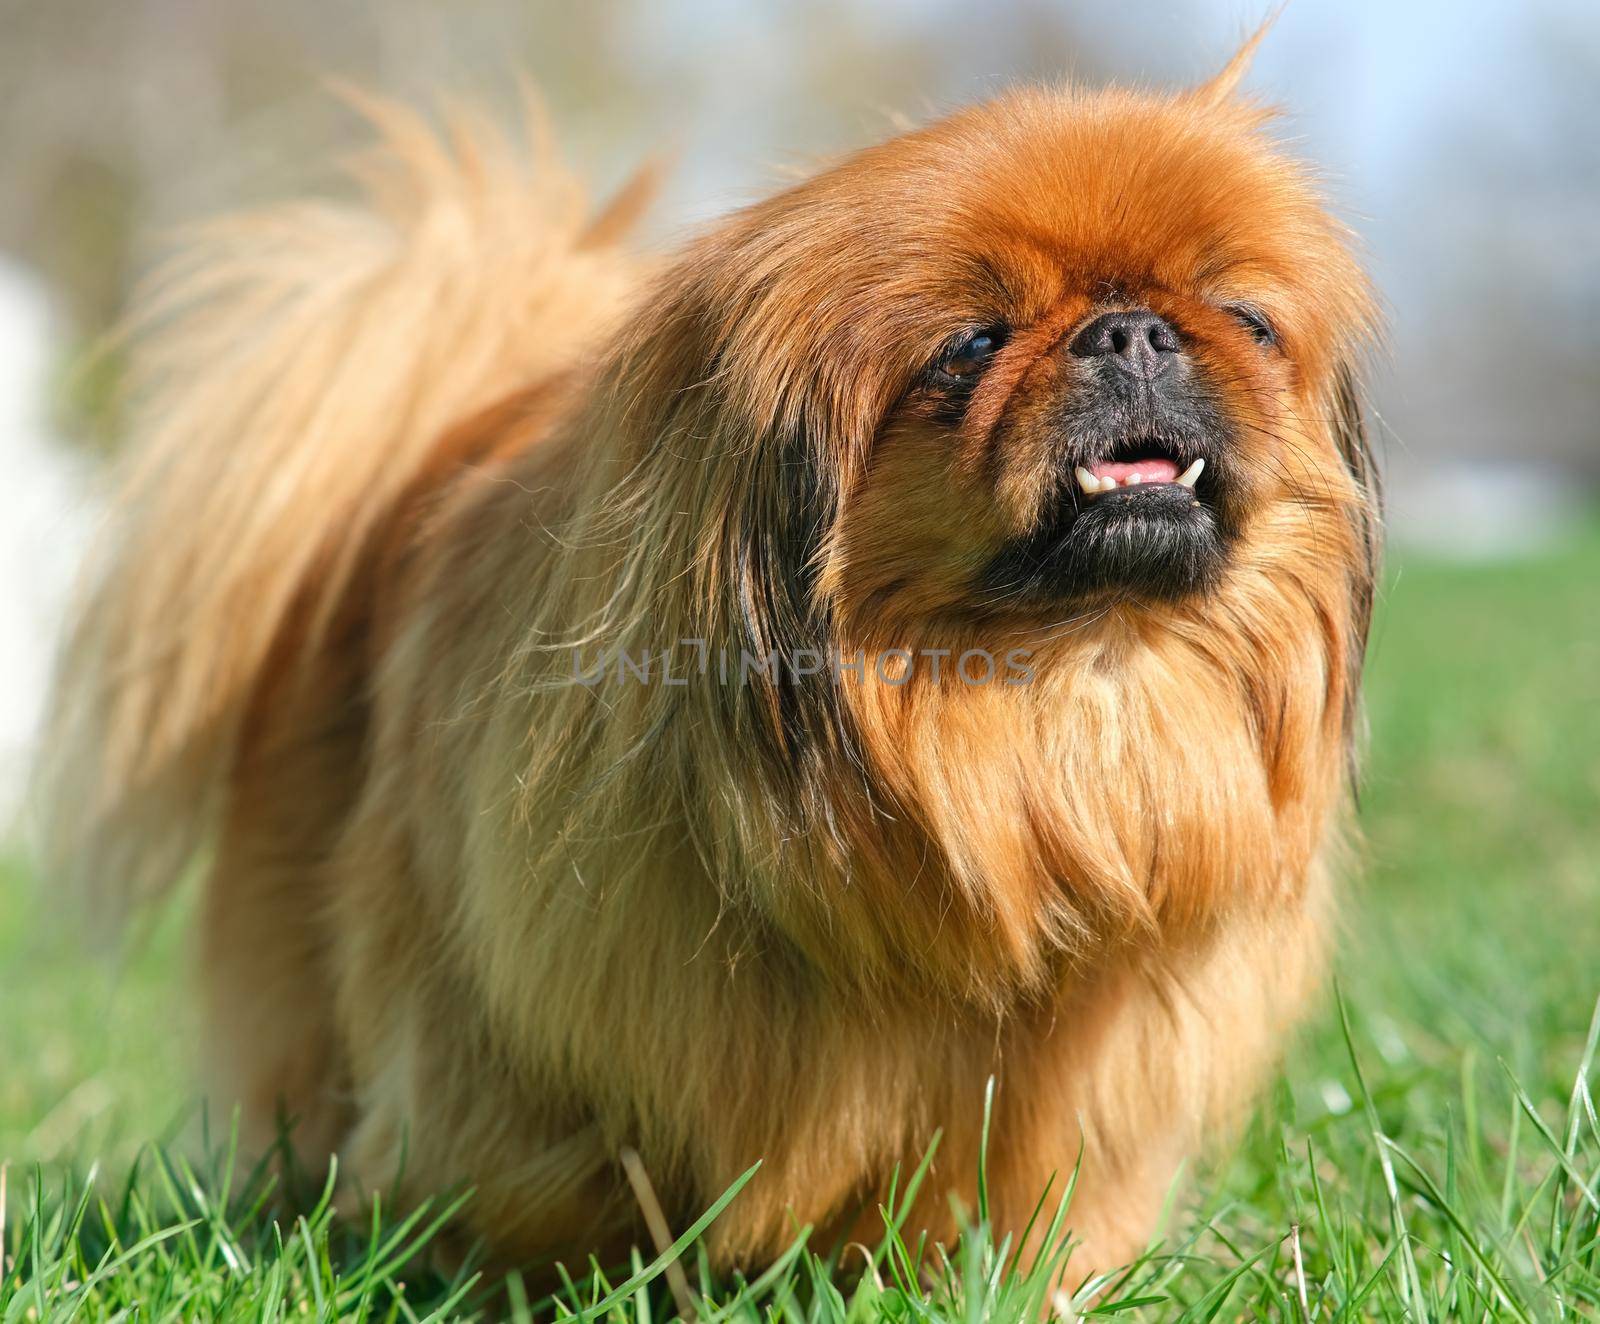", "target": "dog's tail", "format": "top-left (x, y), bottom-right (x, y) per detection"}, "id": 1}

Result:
top-left (33, 94), bottom-right (649, 933)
